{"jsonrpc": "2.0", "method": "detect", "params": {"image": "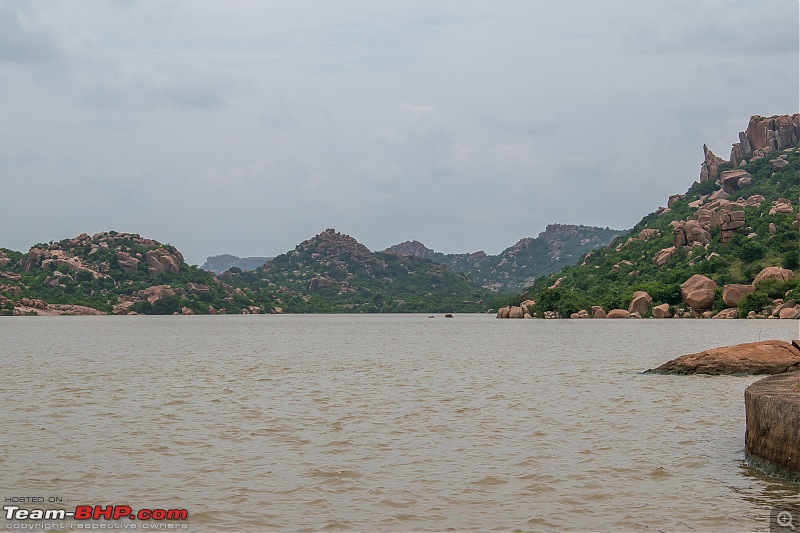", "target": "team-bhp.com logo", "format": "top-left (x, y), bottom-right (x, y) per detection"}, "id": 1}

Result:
top-left (4, 505), bottom-right (189, 529)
